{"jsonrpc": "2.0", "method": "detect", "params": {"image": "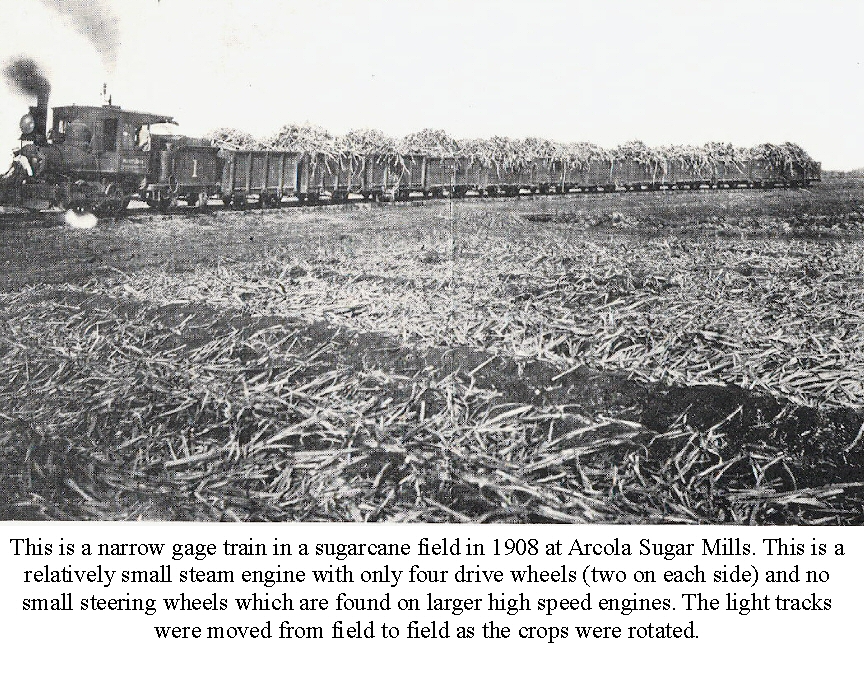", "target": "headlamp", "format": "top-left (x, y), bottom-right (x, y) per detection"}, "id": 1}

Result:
top-left (19, 113), bottom-right (35, 135)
